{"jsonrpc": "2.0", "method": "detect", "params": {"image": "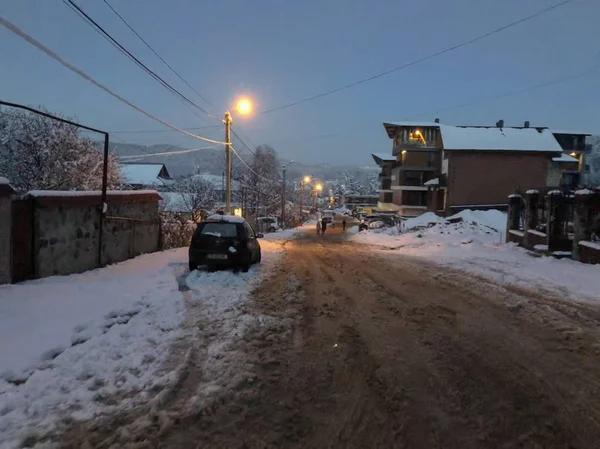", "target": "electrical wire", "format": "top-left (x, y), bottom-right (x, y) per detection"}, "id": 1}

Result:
top-left (119, 145), bottom-right (219, 160)
top-left (63, 0), bottom-right (218, 121)
top-left (102, 0), bottom-right (217, 111)
top-left (0, 16), bottom-right (227, 145)
top-left (231, 129), bottom-right (256, 156)
top-left (260, 0), bottom-right (576, 115)
top-left (110, 124), bottom-right (222, 134)
top-left (230, 146), bottom-right (280, 185)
